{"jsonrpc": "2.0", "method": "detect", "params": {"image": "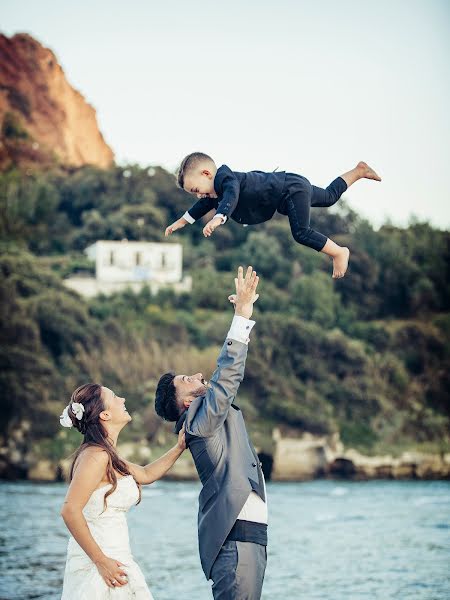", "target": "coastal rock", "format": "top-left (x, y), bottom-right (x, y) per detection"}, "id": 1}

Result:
top-left (341, 448), bottom-right (395, 479)
top-left (269, 430), bottom-right (450, 481)
top-left (2, 425), bottom-right (449, 483)
top-left (391, 462), bottom-right (416, 479)
top-left (415, 456), bottom-right (450, 480)
top-left (28, 459), bottom-right (58, 482)
top-left (271, 429), bottom-right (329, 480)
top-left (59, 458), bottom-right (73, 482)
top-left (0, 33), bottom-right (114, 170)
top-left (0, 420), bottom-right (31, 479)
